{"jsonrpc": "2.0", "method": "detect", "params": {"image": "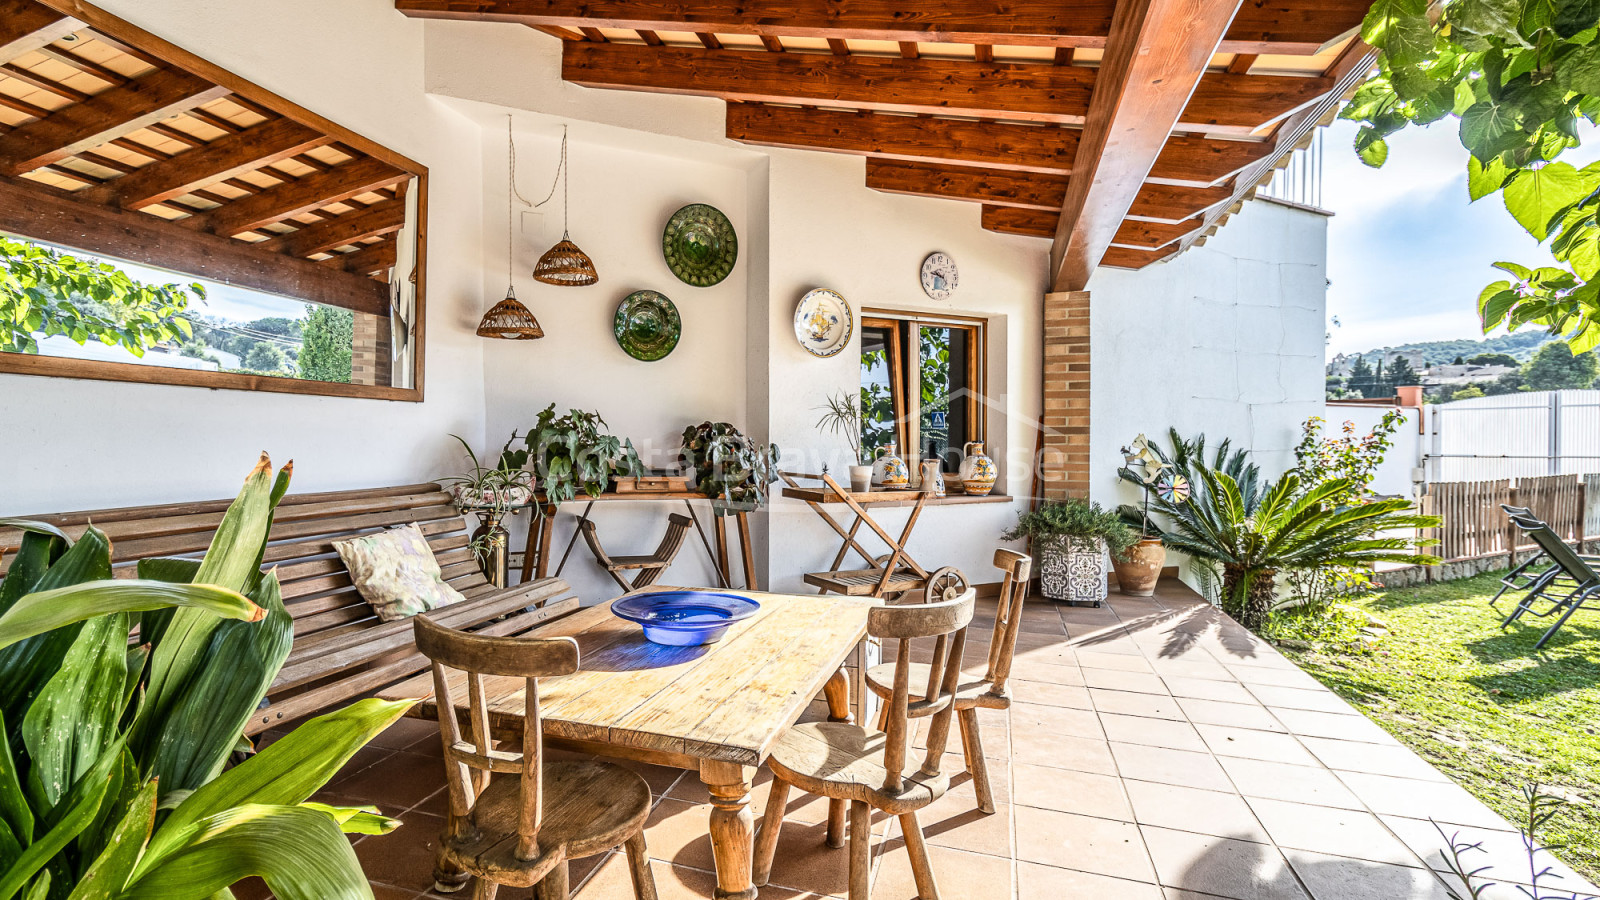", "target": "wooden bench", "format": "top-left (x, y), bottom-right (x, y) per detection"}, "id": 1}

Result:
top-left (0, 482), bottom-right (579, 735)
